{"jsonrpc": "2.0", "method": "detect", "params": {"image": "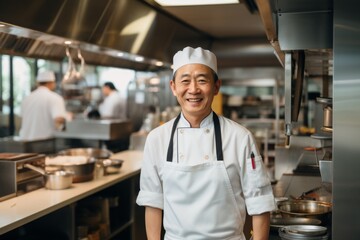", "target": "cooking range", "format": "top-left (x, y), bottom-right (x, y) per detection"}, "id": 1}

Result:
top-left (0, 153), bottom-right (46, 202)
